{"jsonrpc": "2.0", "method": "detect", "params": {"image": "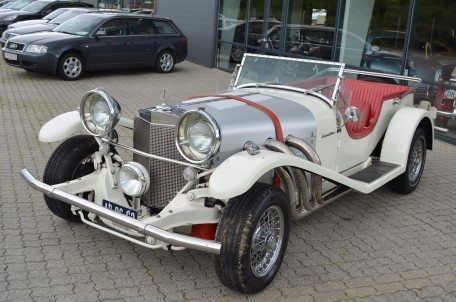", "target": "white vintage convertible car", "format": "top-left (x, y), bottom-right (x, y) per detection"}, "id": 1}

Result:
top-left (21, 54), bottom-right (436, 293)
